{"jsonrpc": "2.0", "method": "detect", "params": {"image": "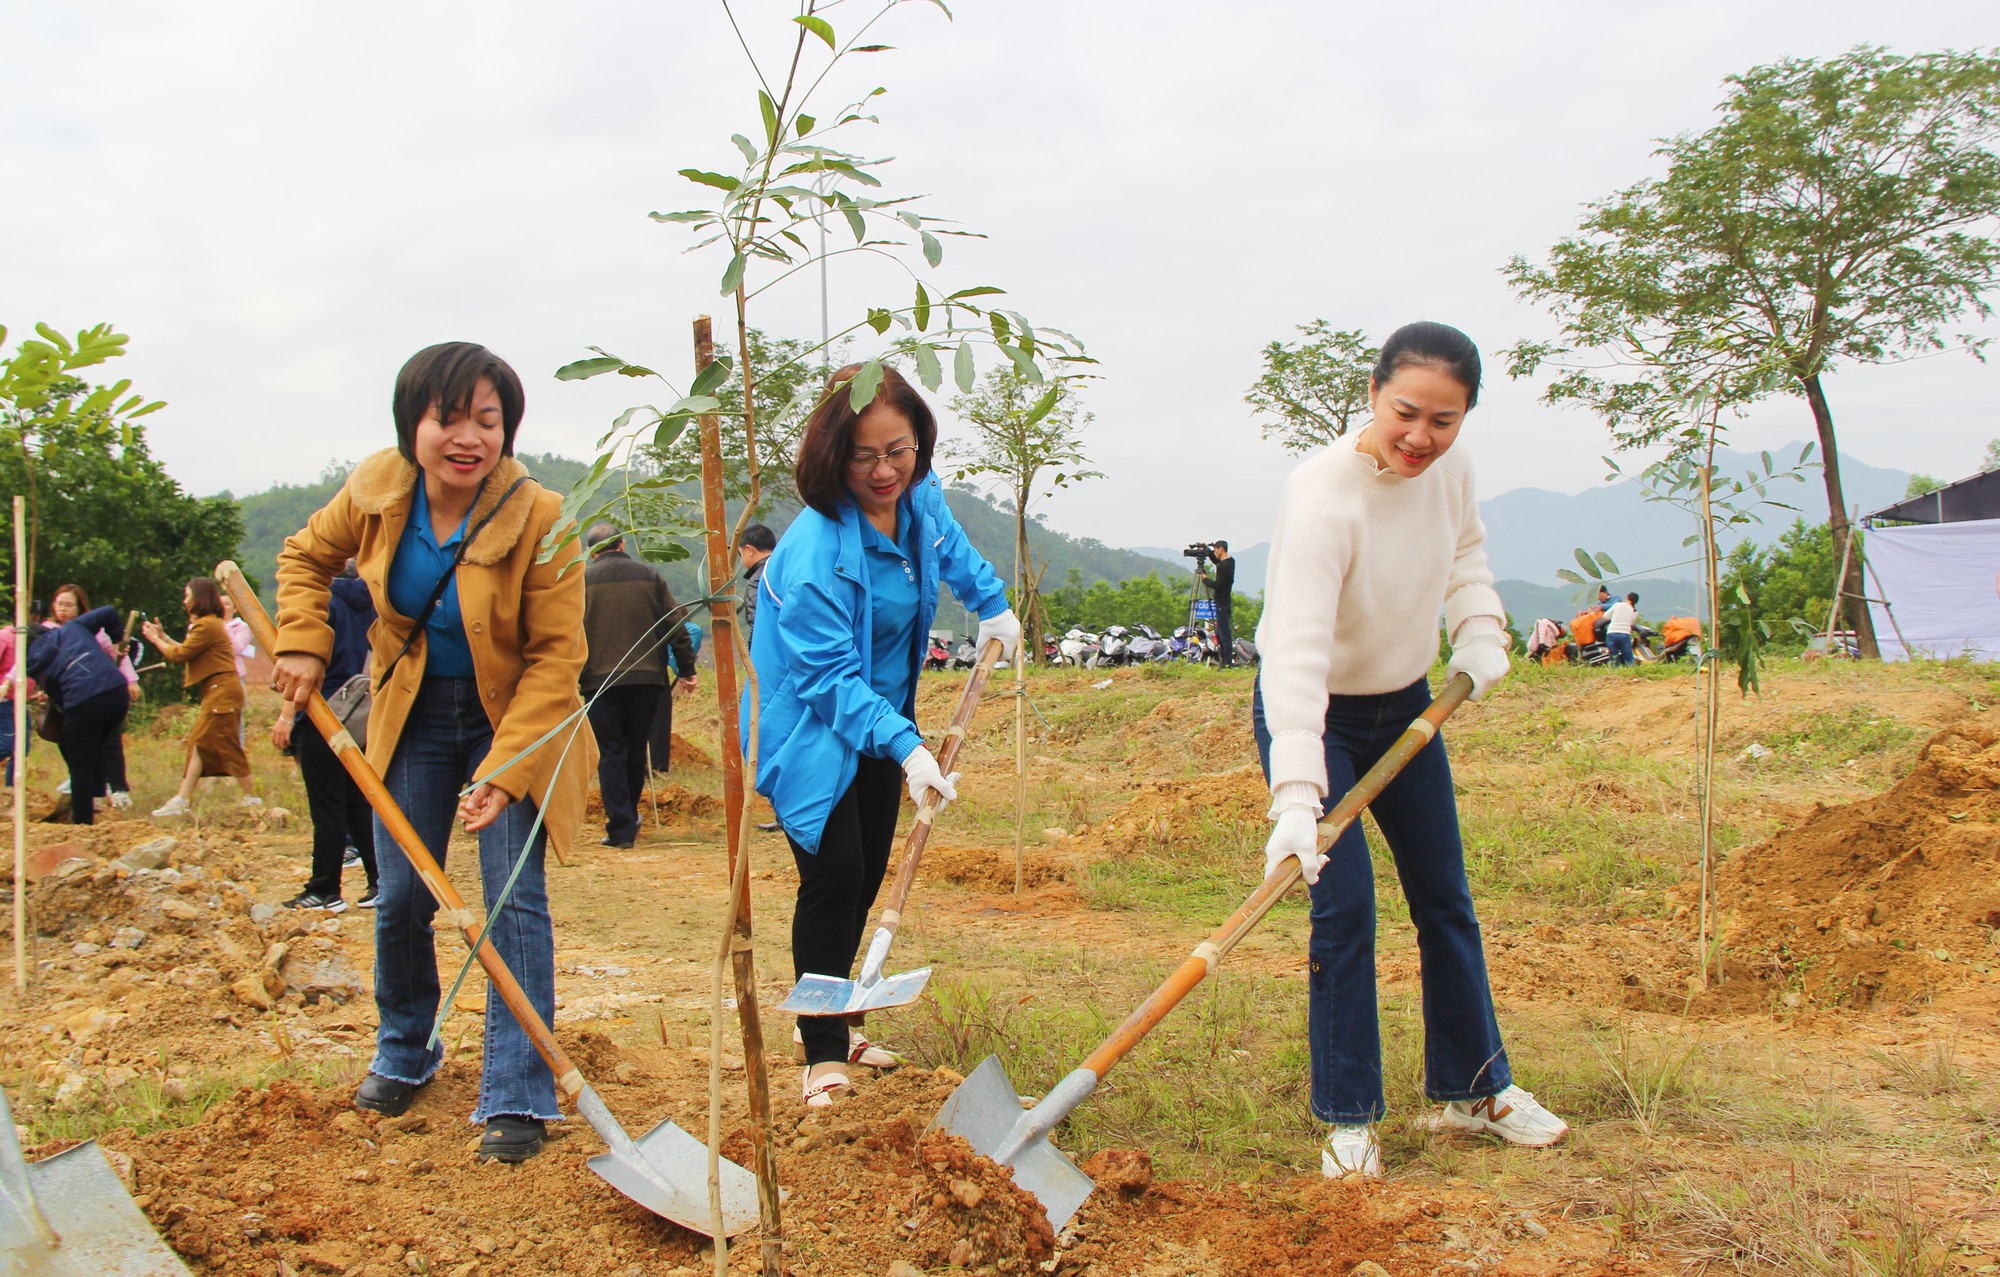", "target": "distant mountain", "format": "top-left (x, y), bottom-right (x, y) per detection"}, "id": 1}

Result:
top-left (1496, 577), bottom-right (1705, 626)
top-left (1479, 443), bottom-right (1908, 587)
